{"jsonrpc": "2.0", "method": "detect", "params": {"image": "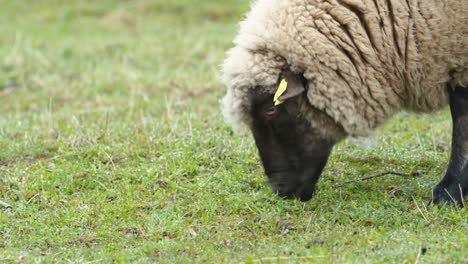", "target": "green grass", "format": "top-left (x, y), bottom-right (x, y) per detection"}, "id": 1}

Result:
top-left (0, 0), bottom-right (466, 263)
